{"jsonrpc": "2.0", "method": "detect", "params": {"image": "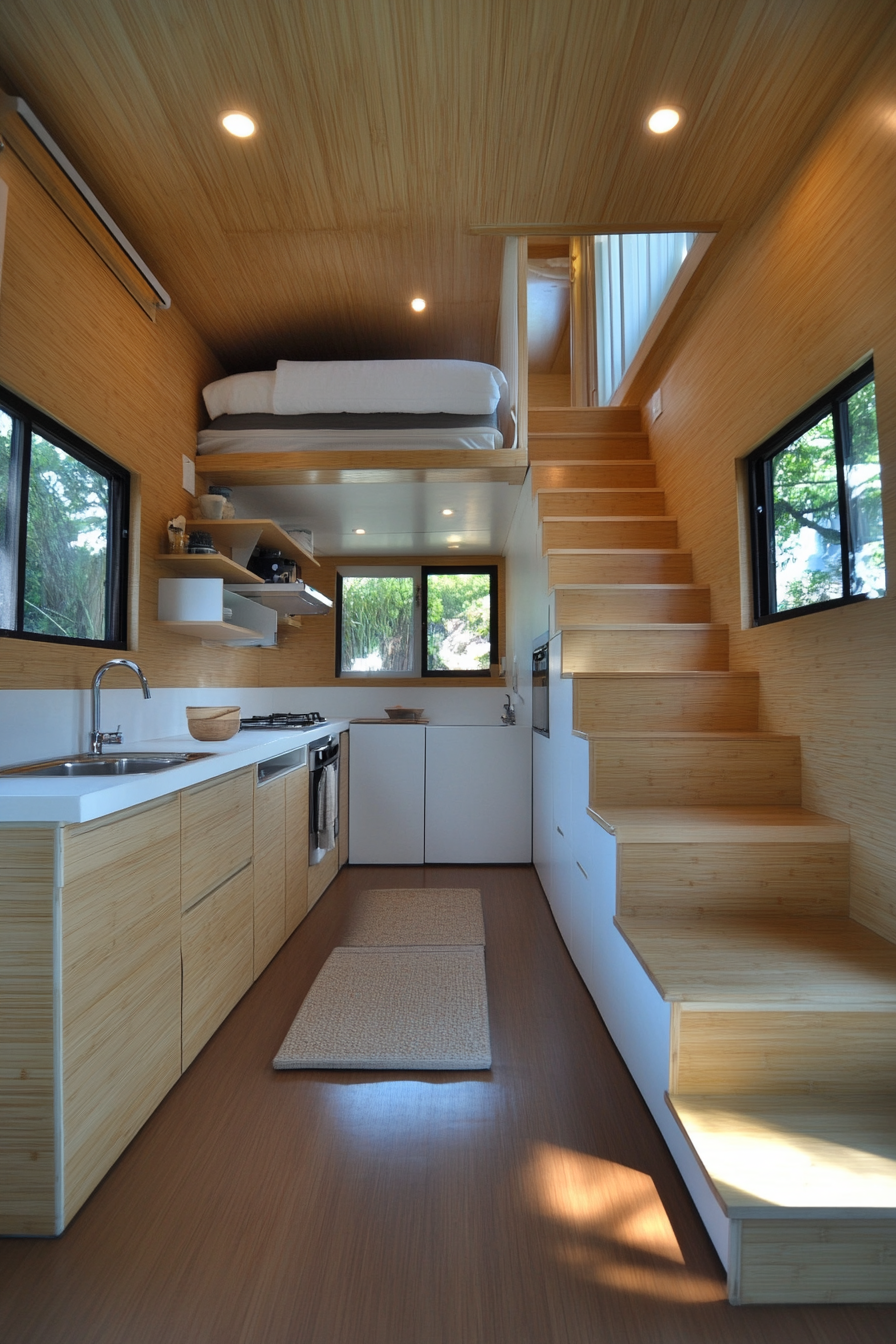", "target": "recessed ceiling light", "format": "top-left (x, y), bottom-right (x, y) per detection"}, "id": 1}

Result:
top-left (411, 297), bottom-right (426, 312)
top-left (353, 528), bottom-right (366, 535)
top-left (647, 107), bottom-right (682, 134)
top-left (221, 112), bottom-right (256, 138)
top-left (441, 508), bottom-right (454, 516)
